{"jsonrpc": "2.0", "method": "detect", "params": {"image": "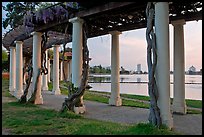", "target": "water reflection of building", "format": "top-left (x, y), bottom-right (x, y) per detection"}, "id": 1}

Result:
top-left (137, 77), bottom-right (141, 82)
